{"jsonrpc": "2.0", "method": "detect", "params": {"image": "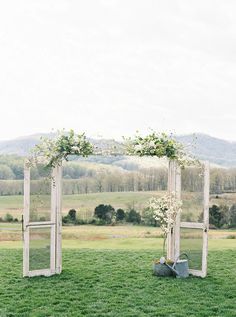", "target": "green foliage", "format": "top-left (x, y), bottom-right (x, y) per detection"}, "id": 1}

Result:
top-left (229, 203), bottom-right (236, 227)
top-left (94, 204), bottom-right (115, 224)
top-left (0, 155), bottom-right (24, 180)
top-left (10, 163), bottom-right (24, 180)
top-left (142, 207), bottom-right (157, 226)
top-left (126, 208), bottom-right (141, 224)
top-left (209, 205), bottom-right (221, 228)
top-left (31, 130), bottom-right (94, 167)
top-left (209, 204), bottom-right (229, 228)
top-left (62, 209), bottom-right (77, 225)
top-left (0, 164), bottom-right (15, 180)
top-left (124, 131), bottom-right (196, 167)
top-left (0, 249), bottom-right (236, 316)
top-left (91, 218), bottom-right (107, 226)
top-left (3, 154), bottom-right (236, 197)
top-left (68, 209), bottom-right (76, 221)
top-left (116, 208), bottom-right (125, 221)
top-left (4, 213), bottom-right (14, 222)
